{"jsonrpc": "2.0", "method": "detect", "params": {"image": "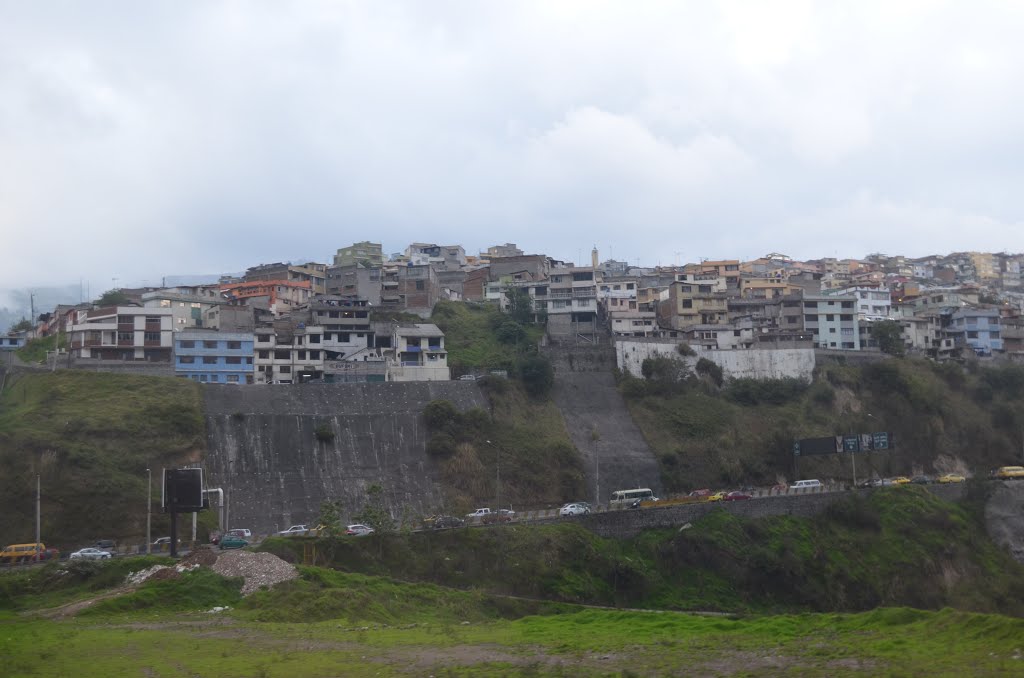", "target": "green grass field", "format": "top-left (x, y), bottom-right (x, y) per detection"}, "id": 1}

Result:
top-left (3, 603), bottom-right (1023, 676)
